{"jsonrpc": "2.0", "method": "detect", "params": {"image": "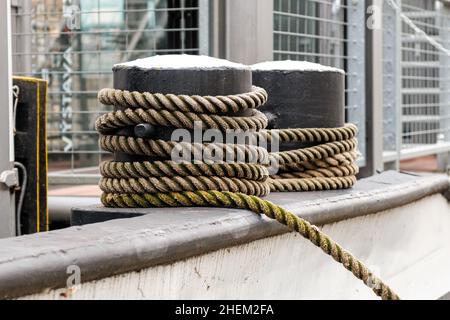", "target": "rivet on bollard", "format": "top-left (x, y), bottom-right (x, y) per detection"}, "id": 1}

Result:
top-left (263, 112), bottom-right (279, 130)
top-left (134, 123), bottom-right (156, 138)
